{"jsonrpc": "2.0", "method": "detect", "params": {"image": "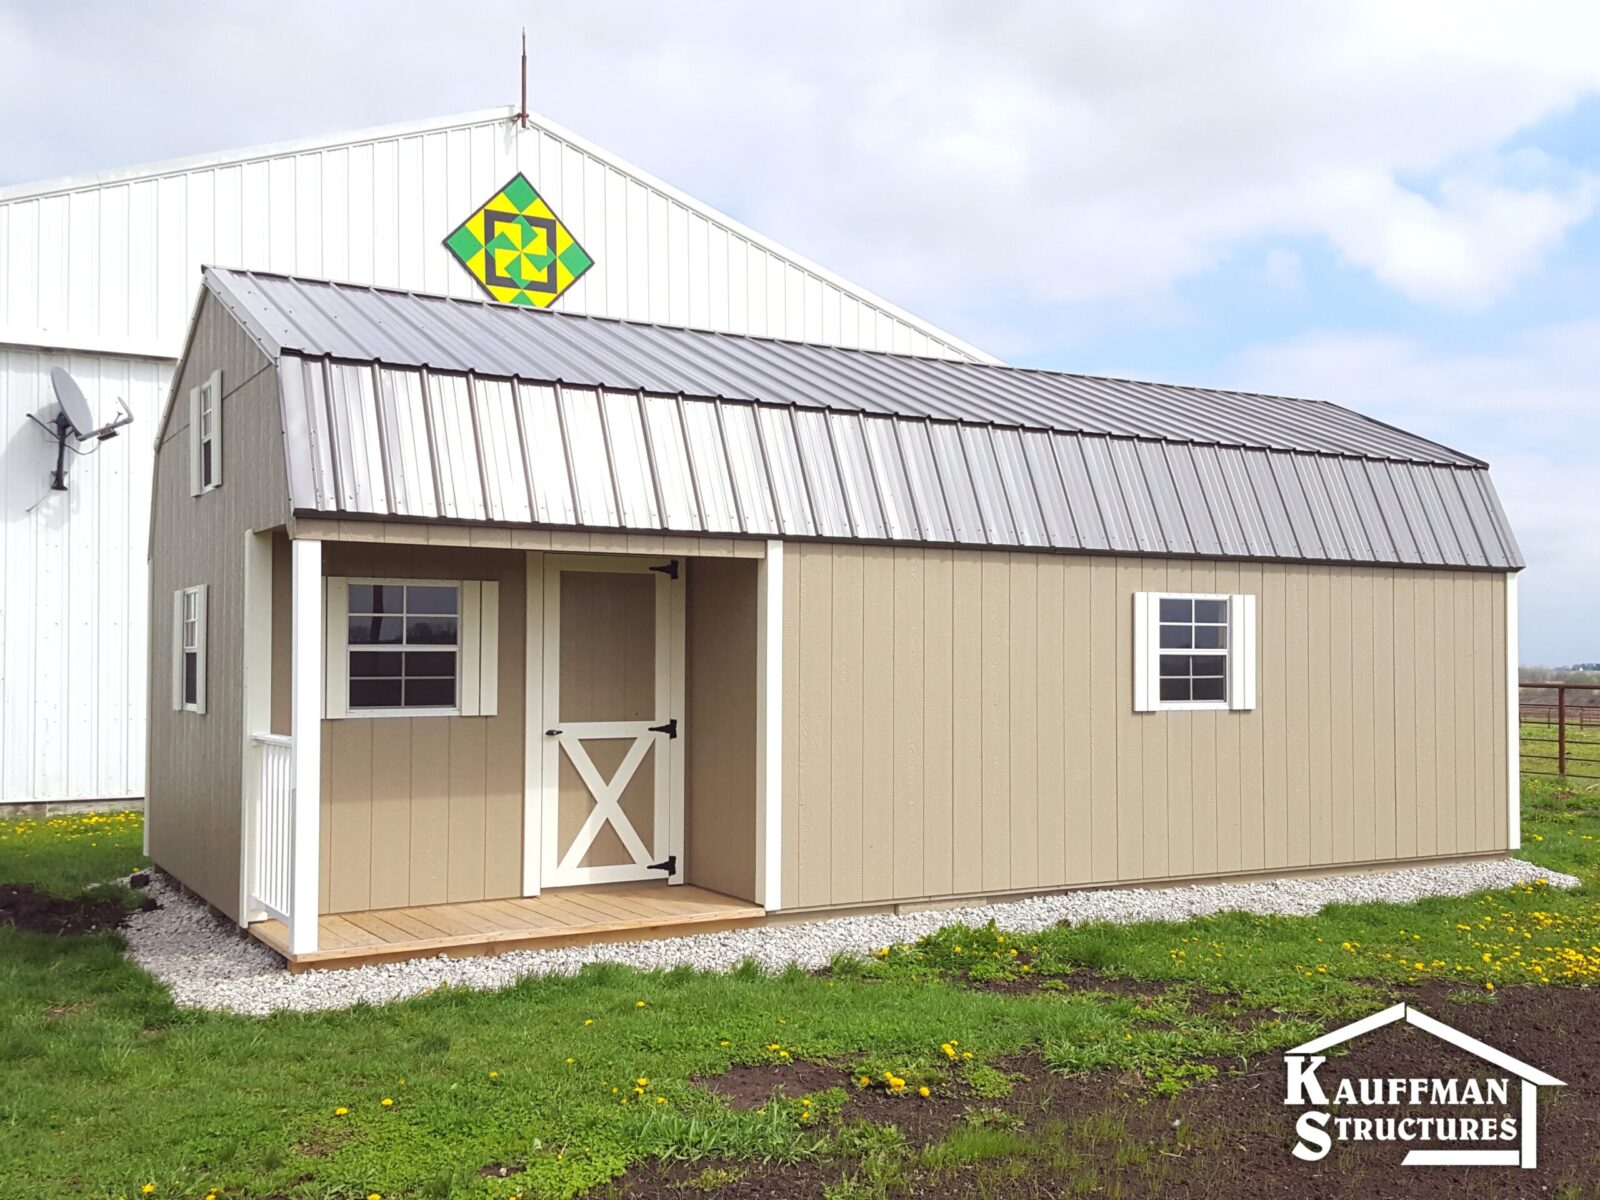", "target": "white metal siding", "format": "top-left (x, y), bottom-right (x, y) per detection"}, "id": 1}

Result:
top-left (0, 108), bottom-right (985, 804)
top-left (0, 349), bottom-right (164, 803)
top-left (0, 109), bottom-right (984, 363)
